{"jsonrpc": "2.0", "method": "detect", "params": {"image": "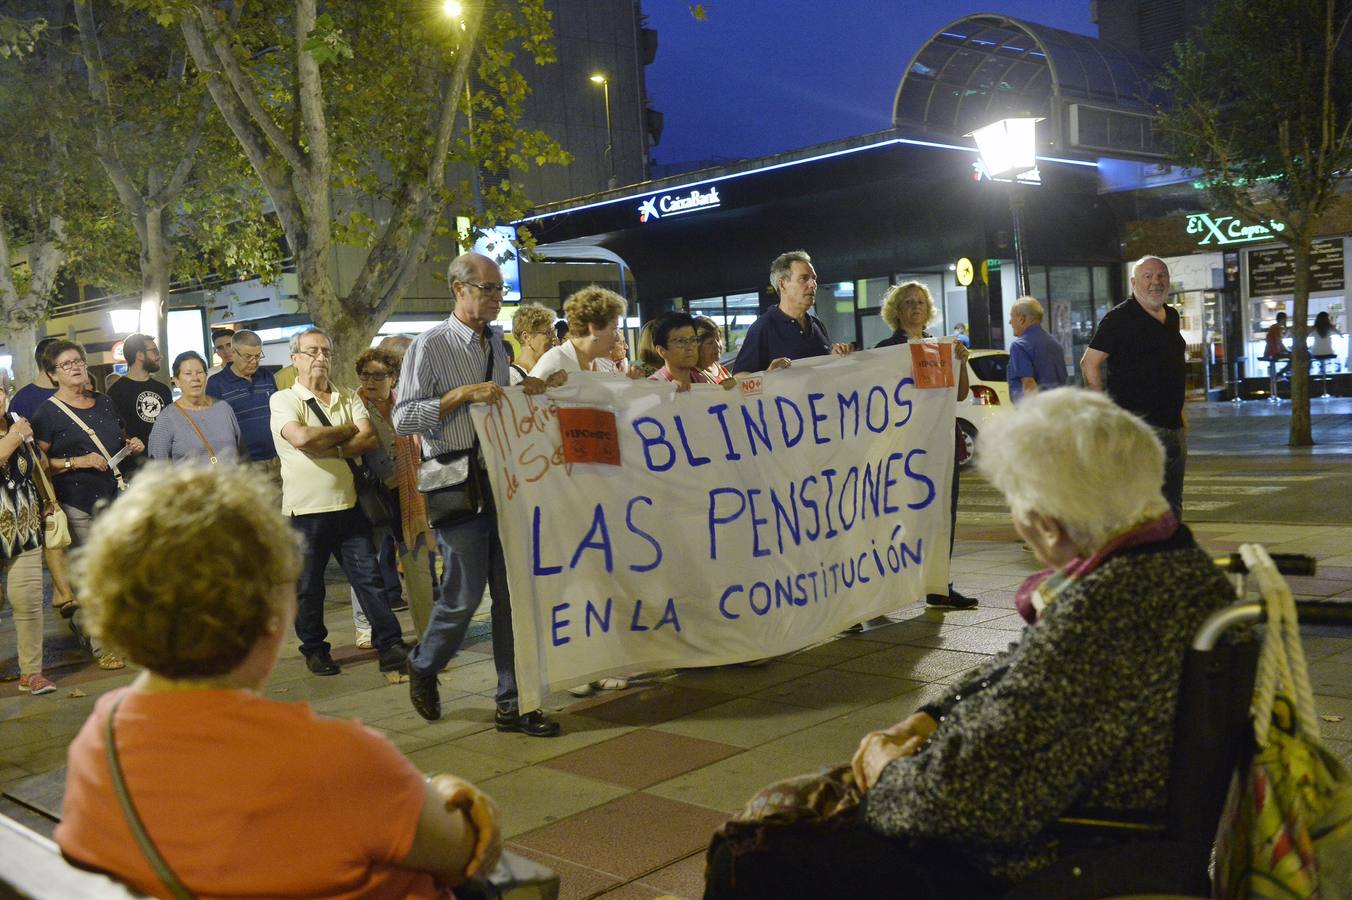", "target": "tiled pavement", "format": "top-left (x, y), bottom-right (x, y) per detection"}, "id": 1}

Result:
top-left (3, 516), bottom-right (1351, 900)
